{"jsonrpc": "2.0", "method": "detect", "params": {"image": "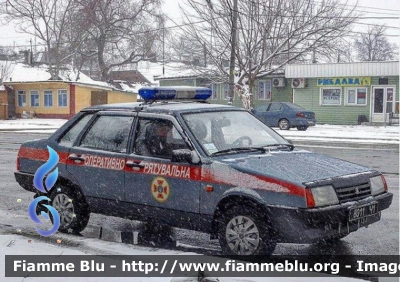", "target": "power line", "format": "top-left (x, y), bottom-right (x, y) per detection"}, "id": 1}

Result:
top-left (352, 4), bottom-right (399, 12)
top-left (353, 22), bottom-right (400, 29)
top-left (166, 0), bottom-right (400, 21)
top-left (312, 0), bottom-right (400, 15)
